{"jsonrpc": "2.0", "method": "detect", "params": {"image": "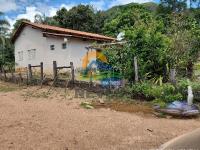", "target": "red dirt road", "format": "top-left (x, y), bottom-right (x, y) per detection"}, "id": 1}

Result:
top-left (0, 83), bottom-right (200, 150)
